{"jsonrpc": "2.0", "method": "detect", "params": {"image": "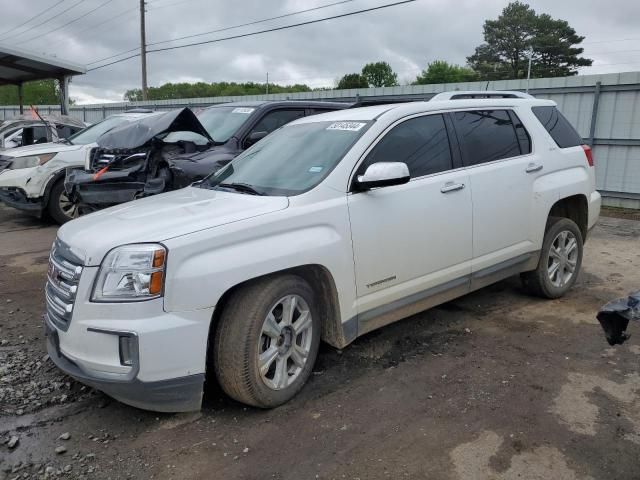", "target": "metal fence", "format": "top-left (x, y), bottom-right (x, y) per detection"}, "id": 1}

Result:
top-left (2, 71), bottom-right (639, 208)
